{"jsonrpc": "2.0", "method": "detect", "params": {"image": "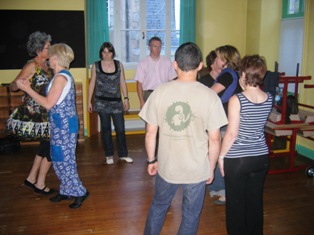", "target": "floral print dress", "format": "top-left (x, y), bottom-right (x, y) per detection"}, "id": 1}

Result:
top-left (6, 60), bottom-right (52, 141)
